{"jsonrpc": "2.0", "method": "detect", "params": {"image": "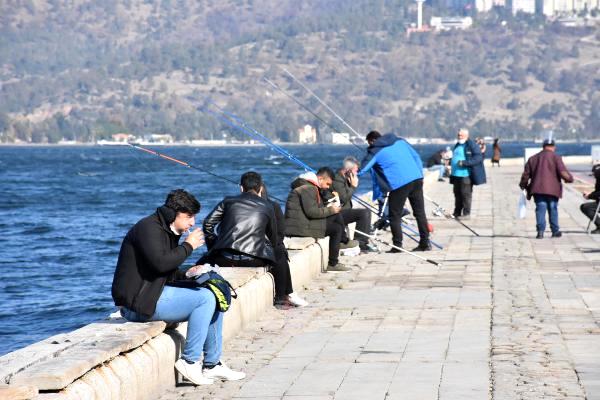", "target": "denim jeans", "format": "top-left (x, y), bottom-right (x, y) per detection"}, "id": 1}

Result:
top-left (429, 164), bottom-right (445, 180)
top-left (121, 286), bottom-right (222, 365)
top-left (533, 194), bottom-right (559, 234)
